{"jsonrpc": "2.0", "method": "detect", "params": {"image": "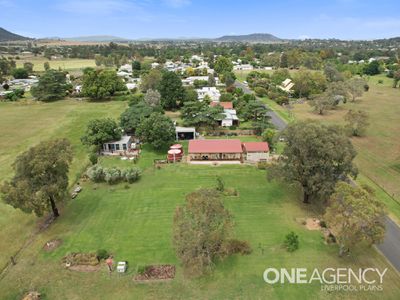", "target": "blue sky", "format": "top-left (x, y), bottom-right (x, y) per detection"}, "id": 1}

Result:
top-left (0, 0), bottom-right (399, 40)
